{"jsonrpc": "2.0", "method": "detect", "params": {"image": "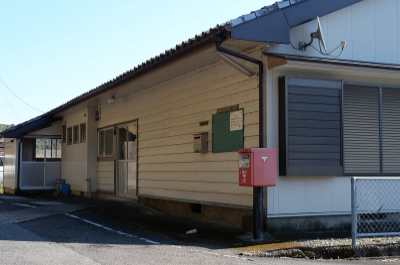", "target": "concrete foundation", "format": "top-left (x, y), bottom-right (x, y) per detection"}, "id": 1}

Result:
top-left (138, 197), bottom-right (253, 229)
top-left (266, 215), bottom-right (351, 235)
top-left (138, 197), bottom-right (351, 235)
